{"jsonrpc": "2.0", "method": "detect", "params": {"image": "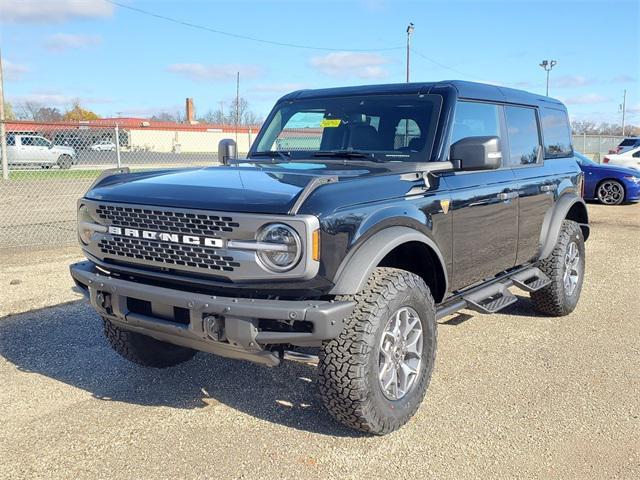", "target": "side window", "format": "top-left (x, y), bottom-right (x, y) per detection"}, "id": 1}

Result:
top-left (451, 101), bottom-right (500, 145)
top-left (633, 149), bottom-right (640, 158)
top-left (504, 106), bottom-right (541, 165)
top-left (541, 107), bottom-right (572, 157)
top-left (33, 137), bottom-right (51, 147)
top-left (394, 118), bottom-right (422, 150)
top-left (20, 136), bottom-right (34, 146)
